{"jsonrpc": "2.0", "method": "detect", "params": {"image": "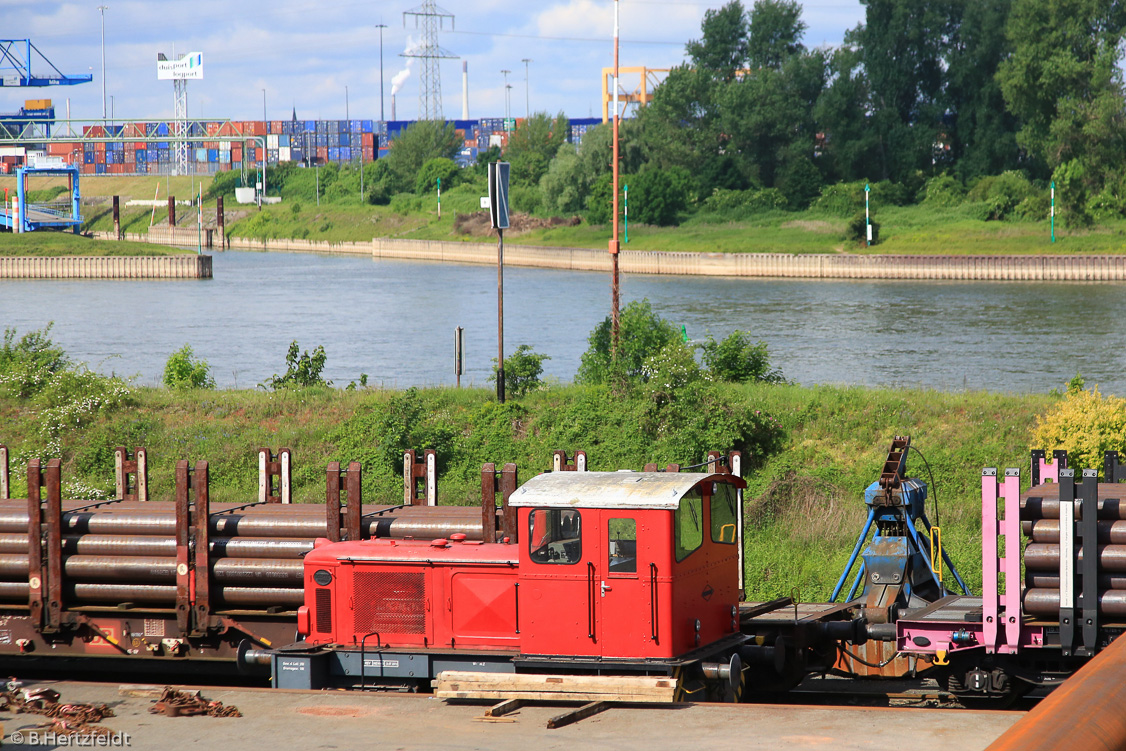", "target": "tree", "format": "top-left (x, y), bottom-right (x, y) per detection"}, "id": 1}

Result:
top-left (381, 121), bottom-right (461, 194)
top-left (686, 1), bottom-right (751, 80)
top-left (414, 157), bottom-right (459, 195)
top-left (505, 111), bottom-right (570, 186)
top-left (264, 341), bottom-right (330, 389)
top-left (748, 0), bottom-right (807, 70)
top-left (944, 0), bottom-right (1021, 180)
top-left (577, 299), bottom-right (682, 384)
top-left (700, 331), bottom-right (784, 383)
top-left (814, 46), bottom-right (882, 182)
top-left (848, 0), bottom-right (955, 181)
top-left (489, 345), bottom-right (551, 398)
